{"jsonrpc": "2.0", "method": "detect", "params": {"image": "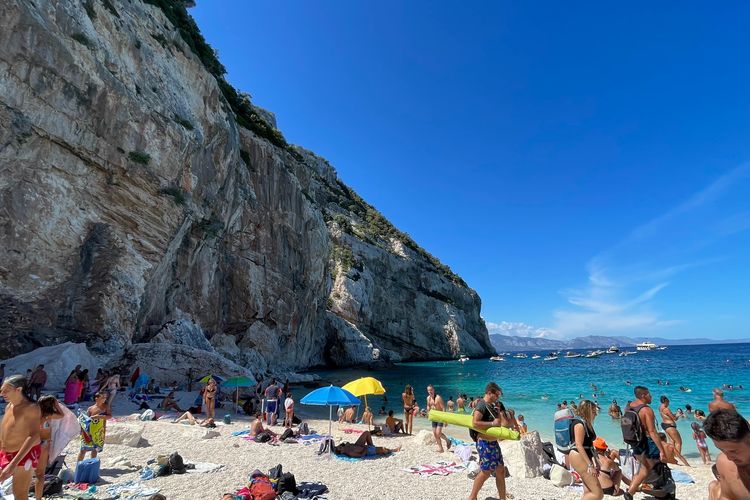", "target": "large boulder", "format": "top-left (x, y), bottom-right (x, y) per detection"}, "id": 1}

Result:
top-left (105, 424), bottom-right (144, 447)
top-left (0, 342), bottom-right (102, 390)
top-left (413, 429), bottom-right (436, 446)
top-left (123, 343), bottom-right (254, 385)
top-left (499, 431), bottom-right (545, 478)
